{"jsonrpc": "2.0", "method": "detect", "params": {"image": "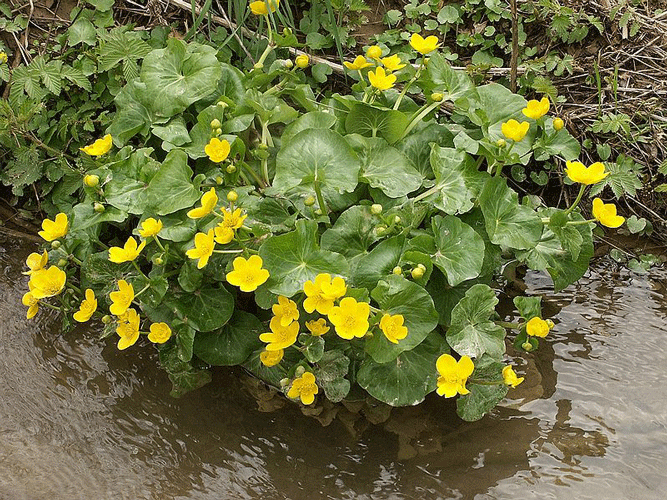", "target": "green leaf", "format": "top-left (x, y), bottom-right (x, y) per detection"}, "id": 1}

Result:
top-left (345, 102), bottom-right (409, 144)
top-left (174, 323), bottom-right (196, 362)
top-left (358, 137), bottom-right (423, 198)
top-left (155, 211), bottom-right (196, 242)
top-left (312, 62), bottom-right (333, 83)
top-left (446, 284), bottom-right (505, 358)
top-left (98, 30), bottom-right (152, 71)
top-left (423, 52), bottom-right (474, 101)
top-left (513, 296), bottom-right (542, 320)
top-left (85, 0), bottom-right (115, 10)
top-left (164, 285), bottom-right (234, 332)
top-left (274, 128), bottom-right (361, 197)
top-left (431, 215), bottom-right (485, 286)
top-left (351, 236), bottom-right (404, 291)
top-left (357, 330), bottom-right (448, 406)
top-left (396, 122), bottom-right (455, 177)
top-left (320, 205), bottom-right (380, 259)
top-left (178, 259), bottom-right (203, 292)
top-left (479, 177), bottom-right (543, 250)
top-left (140, 39), bottom-right (221, 118)
top-left (428, 146), bottom-right (475, 215)
top-left (144, 150), bottom-right (201, 216)
top-left (108, 80), bottom-right (158, 145)
top-left (457, 371), bottom-right (508, 422)
top-left (259, 219), bottom-right (349, 296)
top-left (299, 333), bottom-right (325, 363)
top-left (193, 311), bottom-right (264, 366)
top-left (314, 350), bottom-right (351, 403)
top-left (81, 251), bottom-right (135, 288)
top-left (282, 111), bottom-right (337, 145)
top-left (533, 122), bottom-right (581, 161)
top-left (365, 275), bottom-right (439, 363)
top-left (104, 175), bottom-right (149, 215)
top-left (152, 117), bottom-right (191, 147)
top-left (68, 19), bottom-right (96, 46)
top-left (69, 203), bottom-right (128, 235)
